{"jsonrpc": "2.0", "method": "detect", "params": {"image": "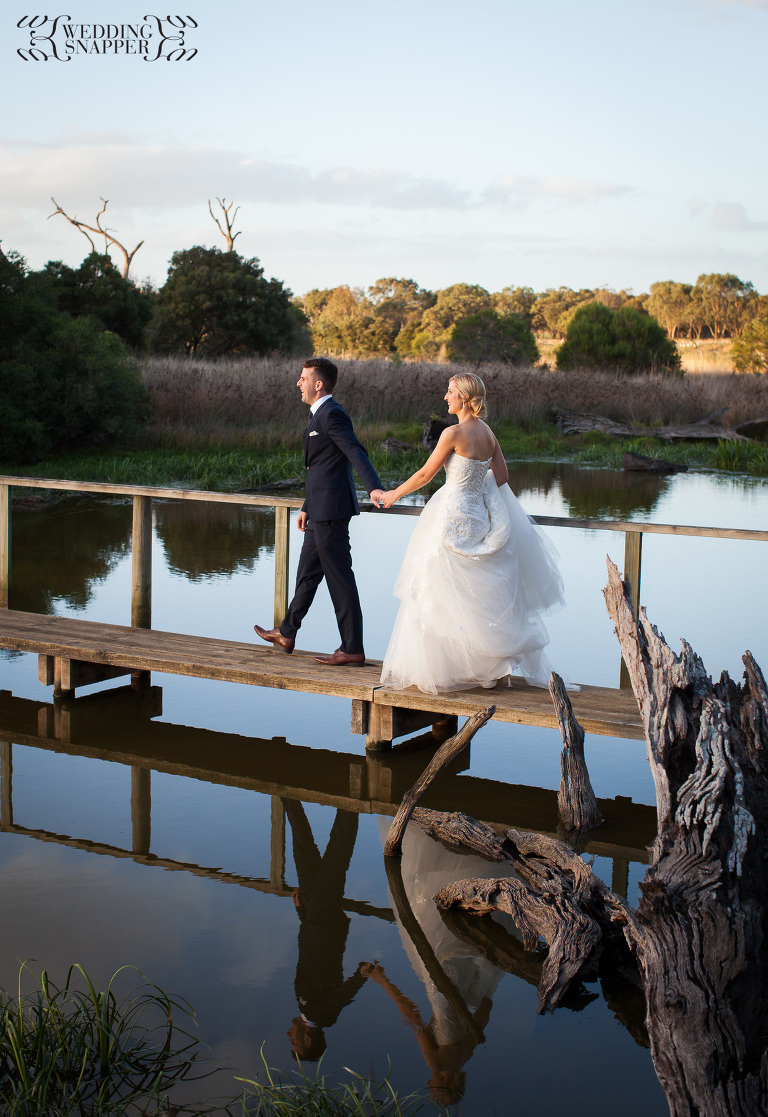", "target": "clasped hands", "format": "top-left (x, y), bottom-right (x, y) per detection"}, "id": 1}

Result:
top-left (370, 489), bottom-right (399, 510)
